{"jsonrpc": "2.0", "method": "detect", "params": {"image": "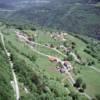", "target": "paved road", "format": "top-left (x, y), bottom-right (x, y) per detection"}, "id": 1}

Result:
top-left (0, 32), bottom-right (20, 100)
